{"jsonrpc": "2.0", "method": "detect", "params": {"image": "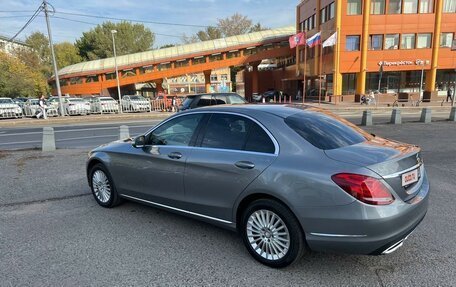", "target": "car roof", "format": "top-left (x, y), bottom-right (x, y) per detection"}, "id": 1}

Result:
top-left (180, 104), bottom-right (319, 118)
